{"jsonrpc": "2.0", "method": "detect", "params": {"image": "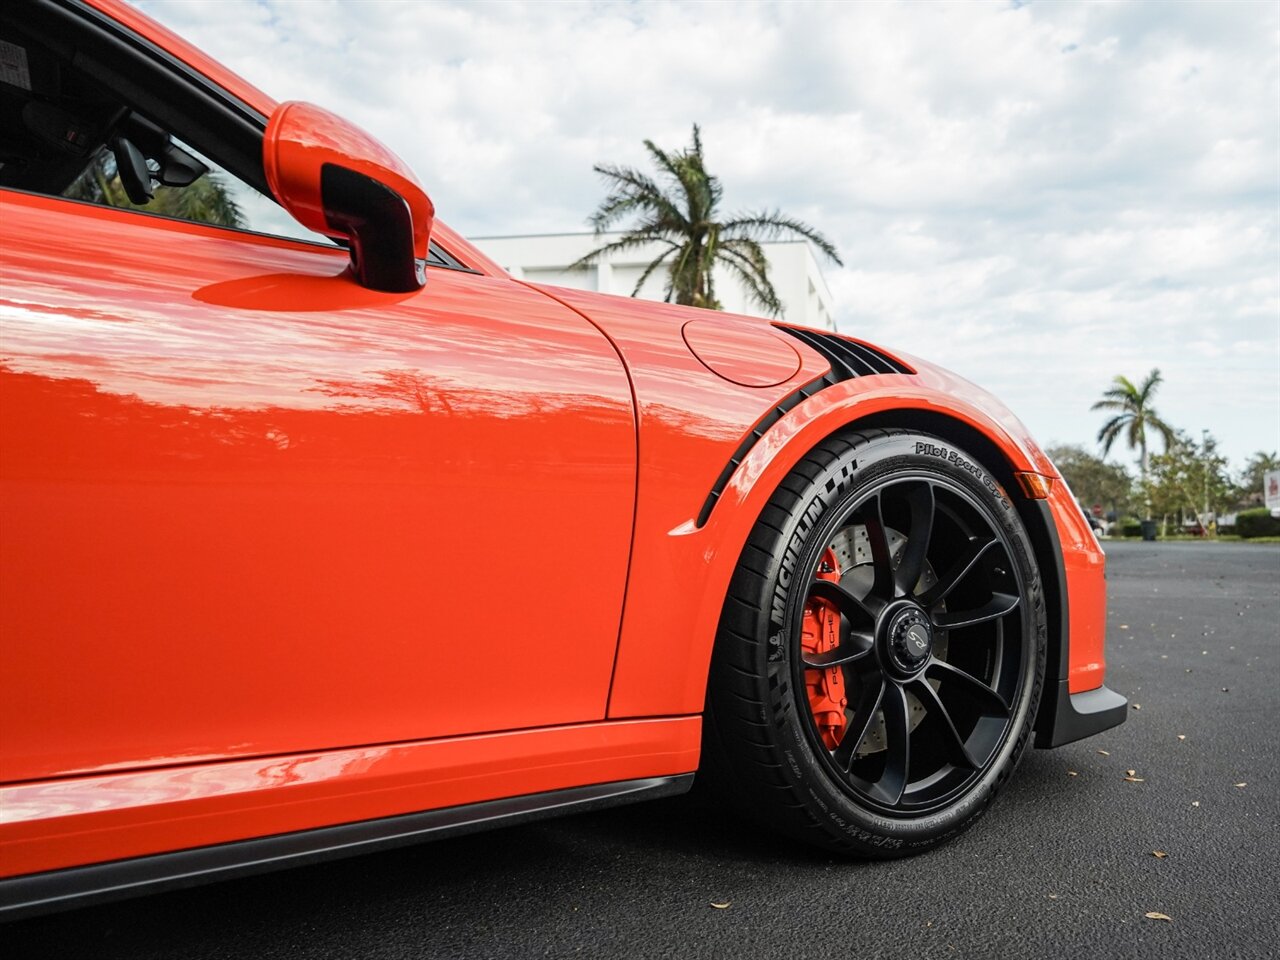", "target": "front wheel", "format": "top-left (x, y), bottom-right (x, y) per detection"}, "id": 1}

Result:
top-left (702, 429), bottom-right (1046, 856)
